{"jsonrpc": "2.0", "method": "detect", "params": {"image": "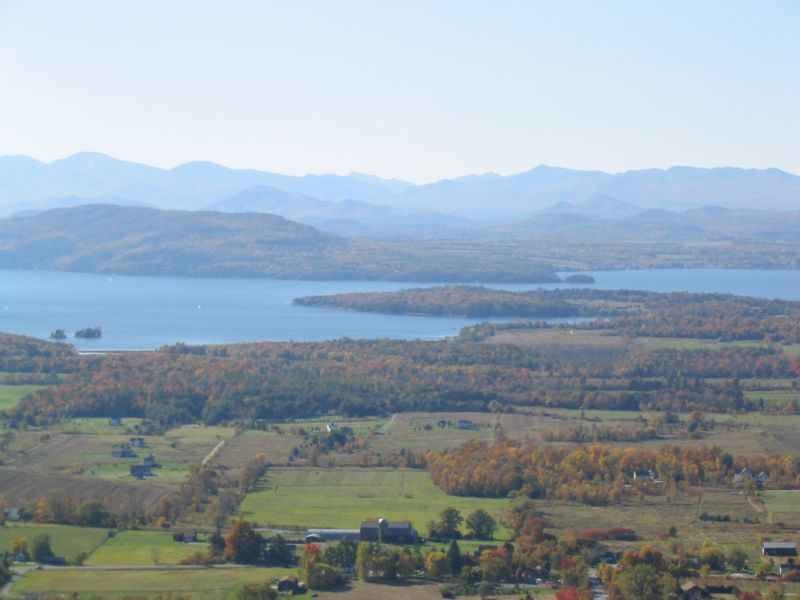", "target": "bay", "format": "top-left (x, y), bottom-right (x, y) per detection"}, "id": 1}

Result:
top-left (0, 268), bottom-right (798, 351)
